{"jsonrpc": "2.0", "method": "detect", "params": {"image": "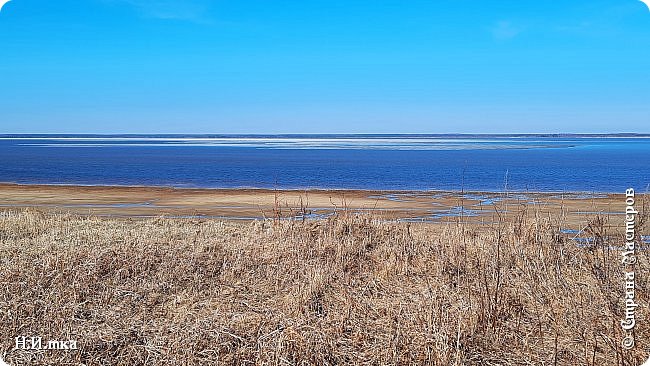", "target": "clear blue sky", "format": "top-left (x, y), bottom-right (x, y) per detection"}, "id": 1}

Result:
top-left (0, 0), bottom-right (649, 134)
